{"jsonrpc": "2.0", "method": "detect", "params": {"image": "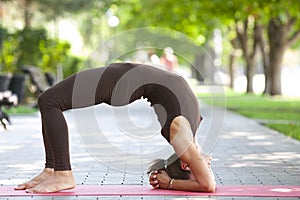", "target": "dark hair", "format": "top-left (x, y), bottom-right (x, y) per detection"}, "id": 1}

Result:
top-left (147, 153), bottom-right (191, 180)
